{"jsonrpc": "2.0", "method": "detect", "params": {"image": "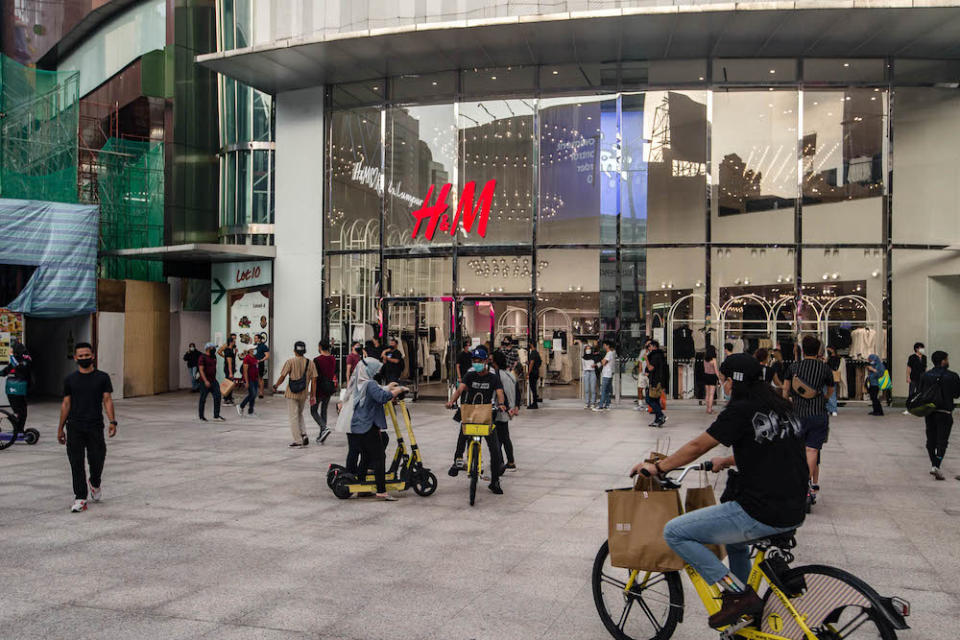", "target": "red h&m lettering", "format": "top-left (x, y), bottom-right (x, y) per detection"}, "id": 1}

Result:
top-left (410, 179), bottom-right (496, 240)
